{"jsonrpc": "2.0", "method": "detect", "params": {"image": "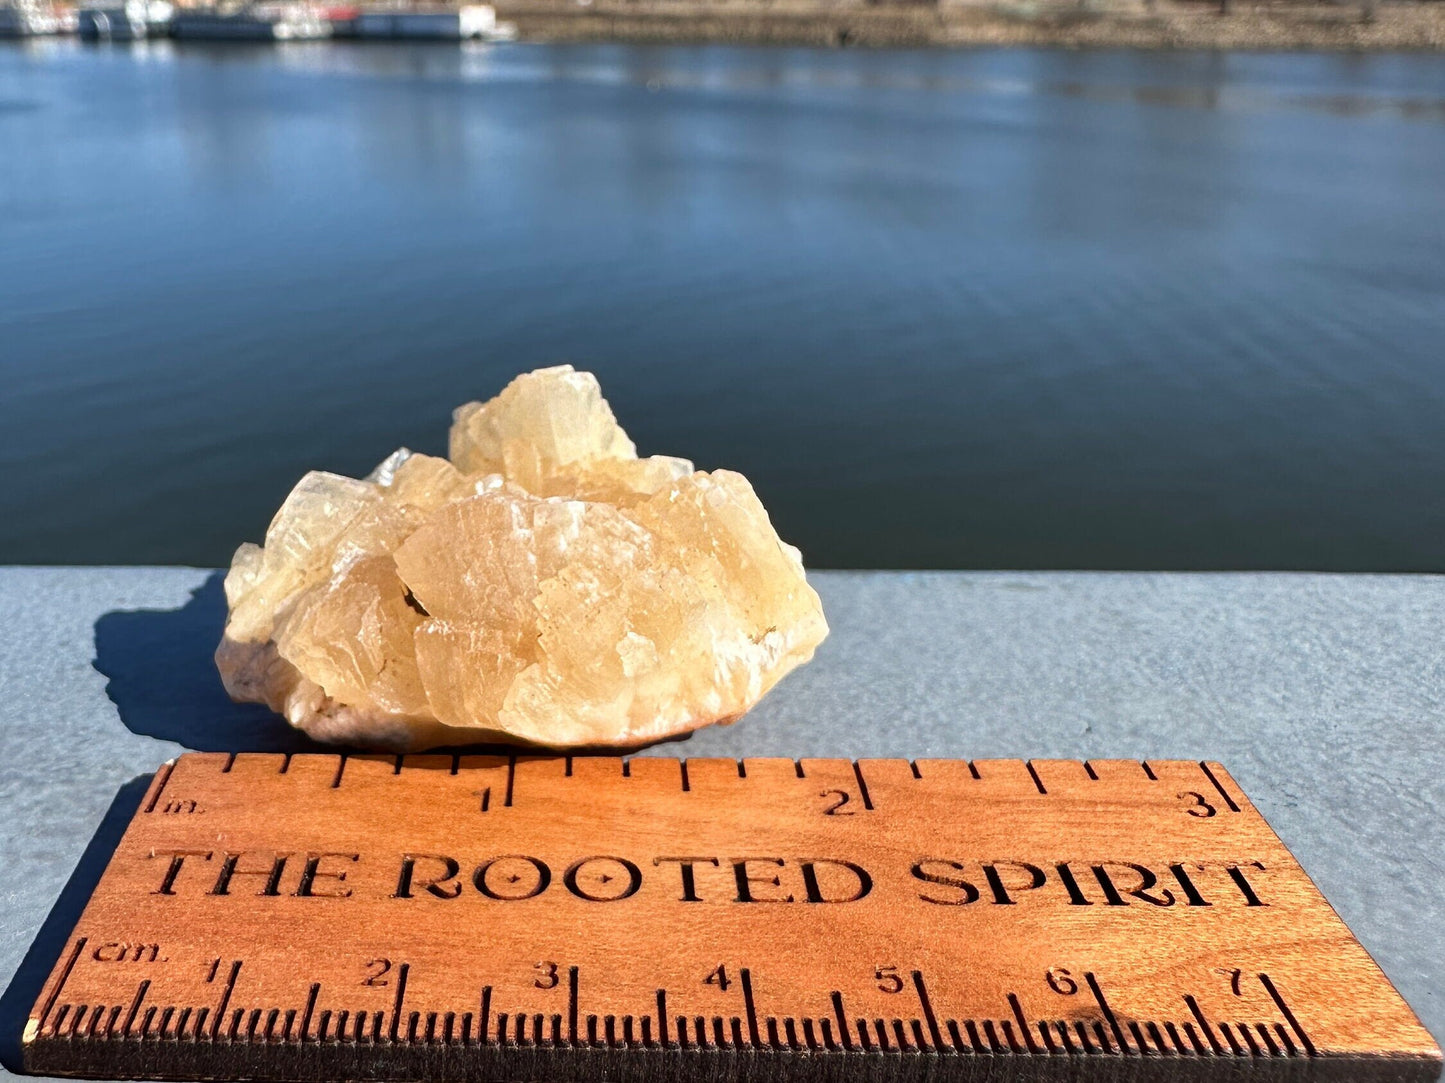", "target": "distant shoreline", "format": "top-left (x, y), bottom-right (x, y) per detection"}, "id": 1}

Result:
top-left (497, 1), bottom-right (1445, 50)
